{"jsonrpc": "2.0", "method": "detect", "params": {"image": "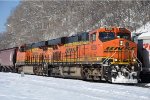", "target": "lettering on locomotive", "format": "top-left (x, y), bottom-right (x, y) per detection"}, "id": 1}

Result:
top-left (65, 48), bottom-right (77, 56)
